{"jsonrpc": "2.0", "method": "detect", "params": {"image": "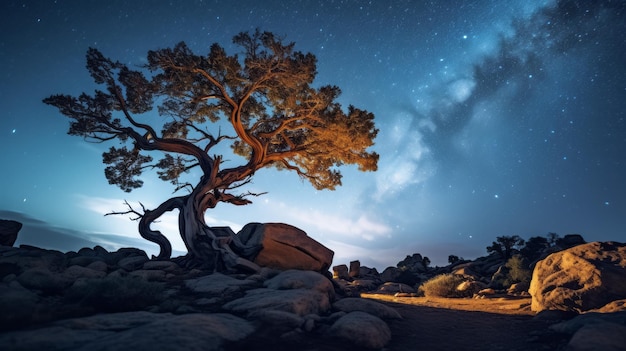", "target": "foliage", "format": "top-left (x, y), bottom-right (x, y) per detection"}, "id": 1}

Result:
top-left (503, 255), bottom-right (532, 287)
top-left (486, 235), bottom-right (525, 260)
top-left (418, 274), bottom-right (466, 298)
top-left (64, 275), bottom-right (164, 312)
top-left (520, 235), bottom-right (551, 262)
top-left (448, 255), bottom-right (460, 264)
top-left (43, 30), bottom-right (378, 195)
